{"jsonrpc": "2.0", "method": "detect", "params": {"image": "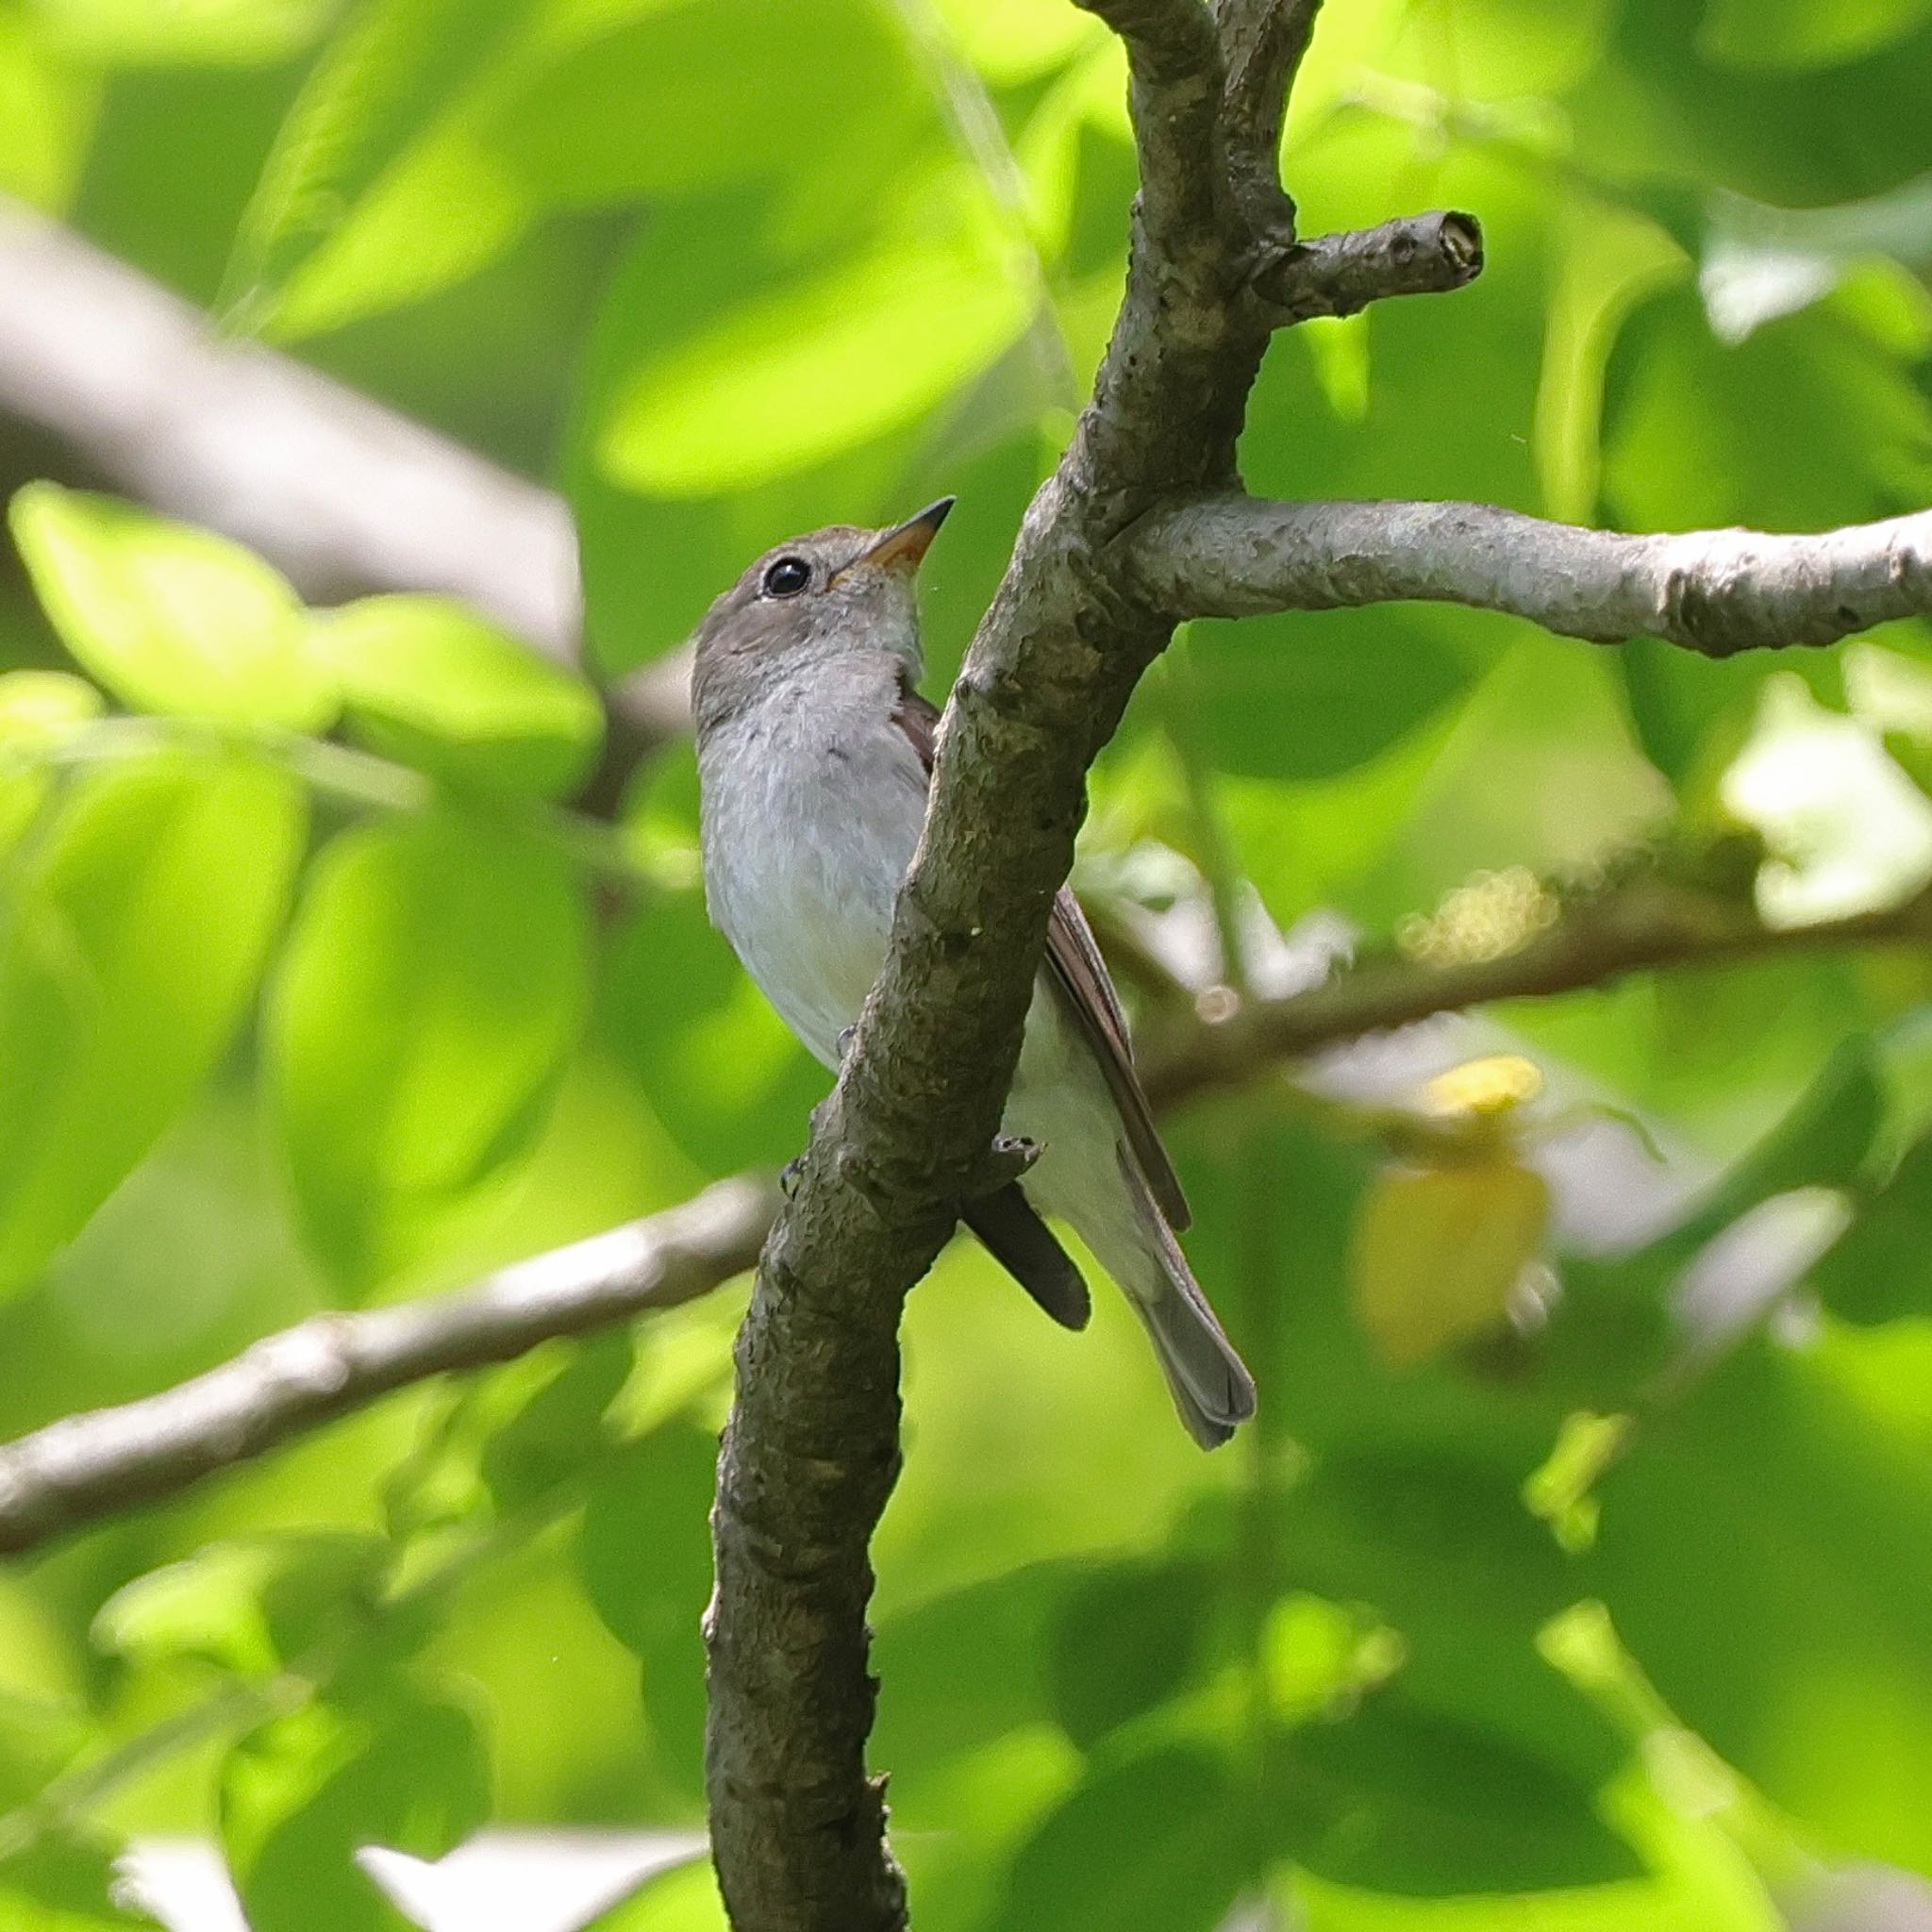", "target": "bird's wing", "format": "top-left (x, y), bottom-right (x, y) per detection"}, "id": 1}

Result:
top-left (891, 682), bottom-right (1191, 1233)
